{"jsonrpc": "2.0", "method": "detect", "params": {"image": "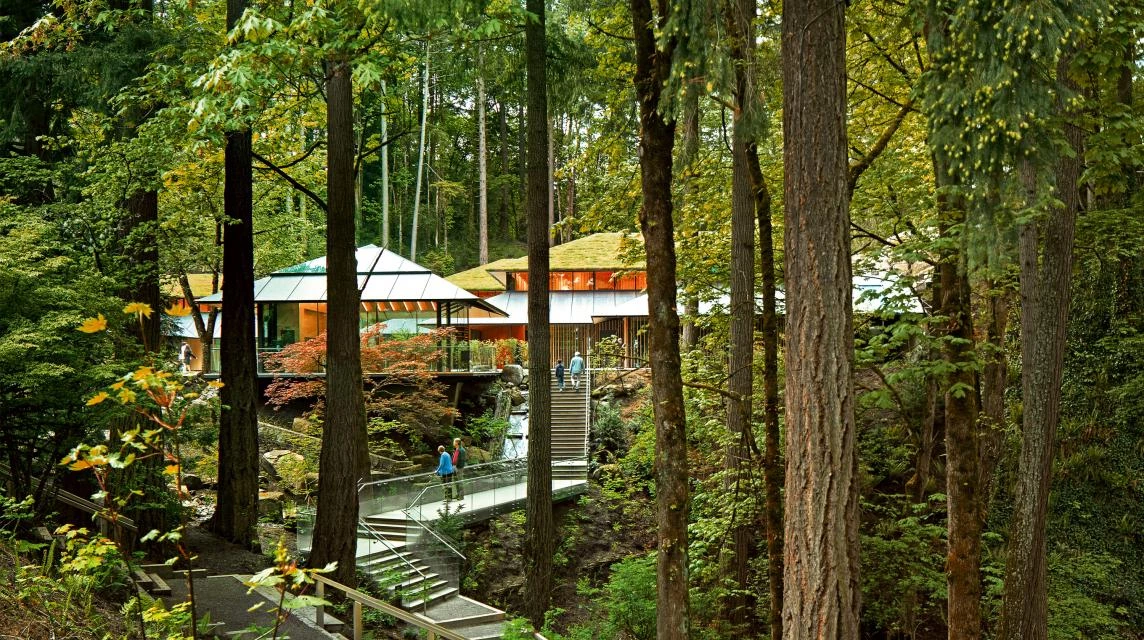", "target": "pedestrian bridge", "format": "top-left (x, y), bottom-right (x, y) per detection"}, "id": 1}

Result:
top-left (296, 373), bottom-right (591, 638)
